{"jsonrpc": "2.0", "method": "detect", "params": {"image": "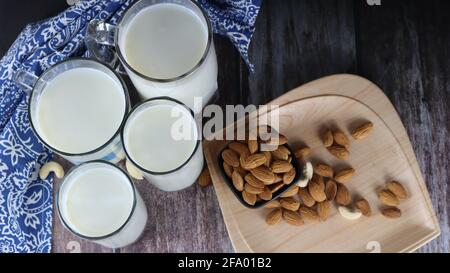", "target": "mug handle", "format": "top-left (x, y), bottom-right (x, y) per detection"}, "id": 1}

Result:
top-left (12, 69), bottom-right (39, 95)
top-left (85, 19), bottom-right (125, 73)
